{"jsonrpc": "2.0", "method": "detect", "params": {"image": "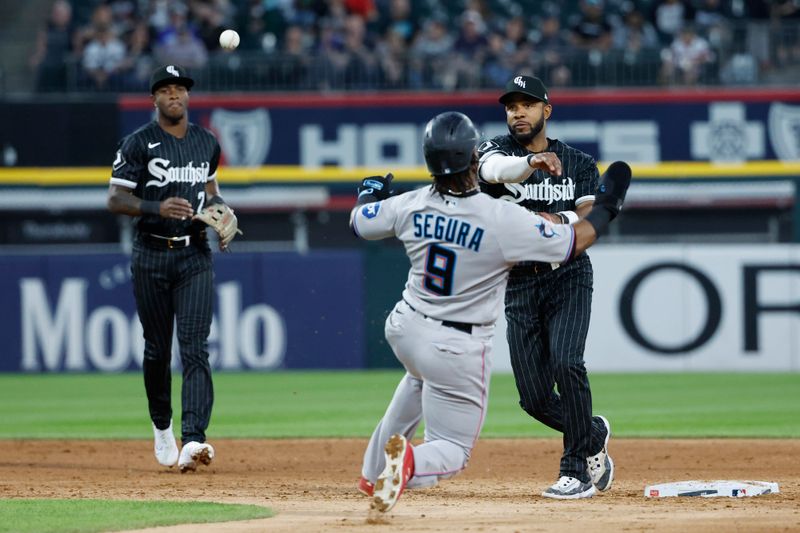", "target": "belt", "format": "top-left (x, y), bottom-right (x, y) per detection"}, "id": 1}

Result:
top-left (511, 261), bottom-right (560, 276)
top-left (140, 232), bottom-right (203, 249)
top-left (403, 300), bottom-right (475, 335)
